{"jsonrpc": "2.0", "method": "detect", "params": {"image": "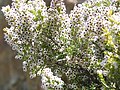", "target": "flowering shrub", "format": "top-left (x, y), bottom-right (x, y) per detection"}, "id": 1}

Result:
top-left (1, 0), bottom-right (120, 89)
